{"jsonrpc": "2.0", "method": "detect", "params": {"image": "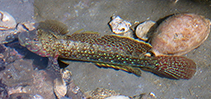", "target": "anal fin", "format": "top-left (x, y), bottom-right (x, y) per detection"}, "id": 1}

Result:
top-left (95, 63), bottom-right (142, 76)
